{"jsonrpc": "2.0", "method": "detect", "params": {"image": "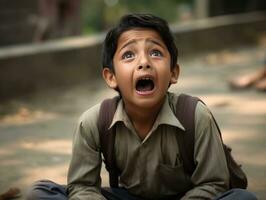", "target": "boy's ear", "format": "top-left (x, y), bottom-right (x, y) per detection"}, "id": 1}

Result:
top-left (102, 67), bottom-right (118, 89)
top-left (170, 64), bottom-right (180, 84)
